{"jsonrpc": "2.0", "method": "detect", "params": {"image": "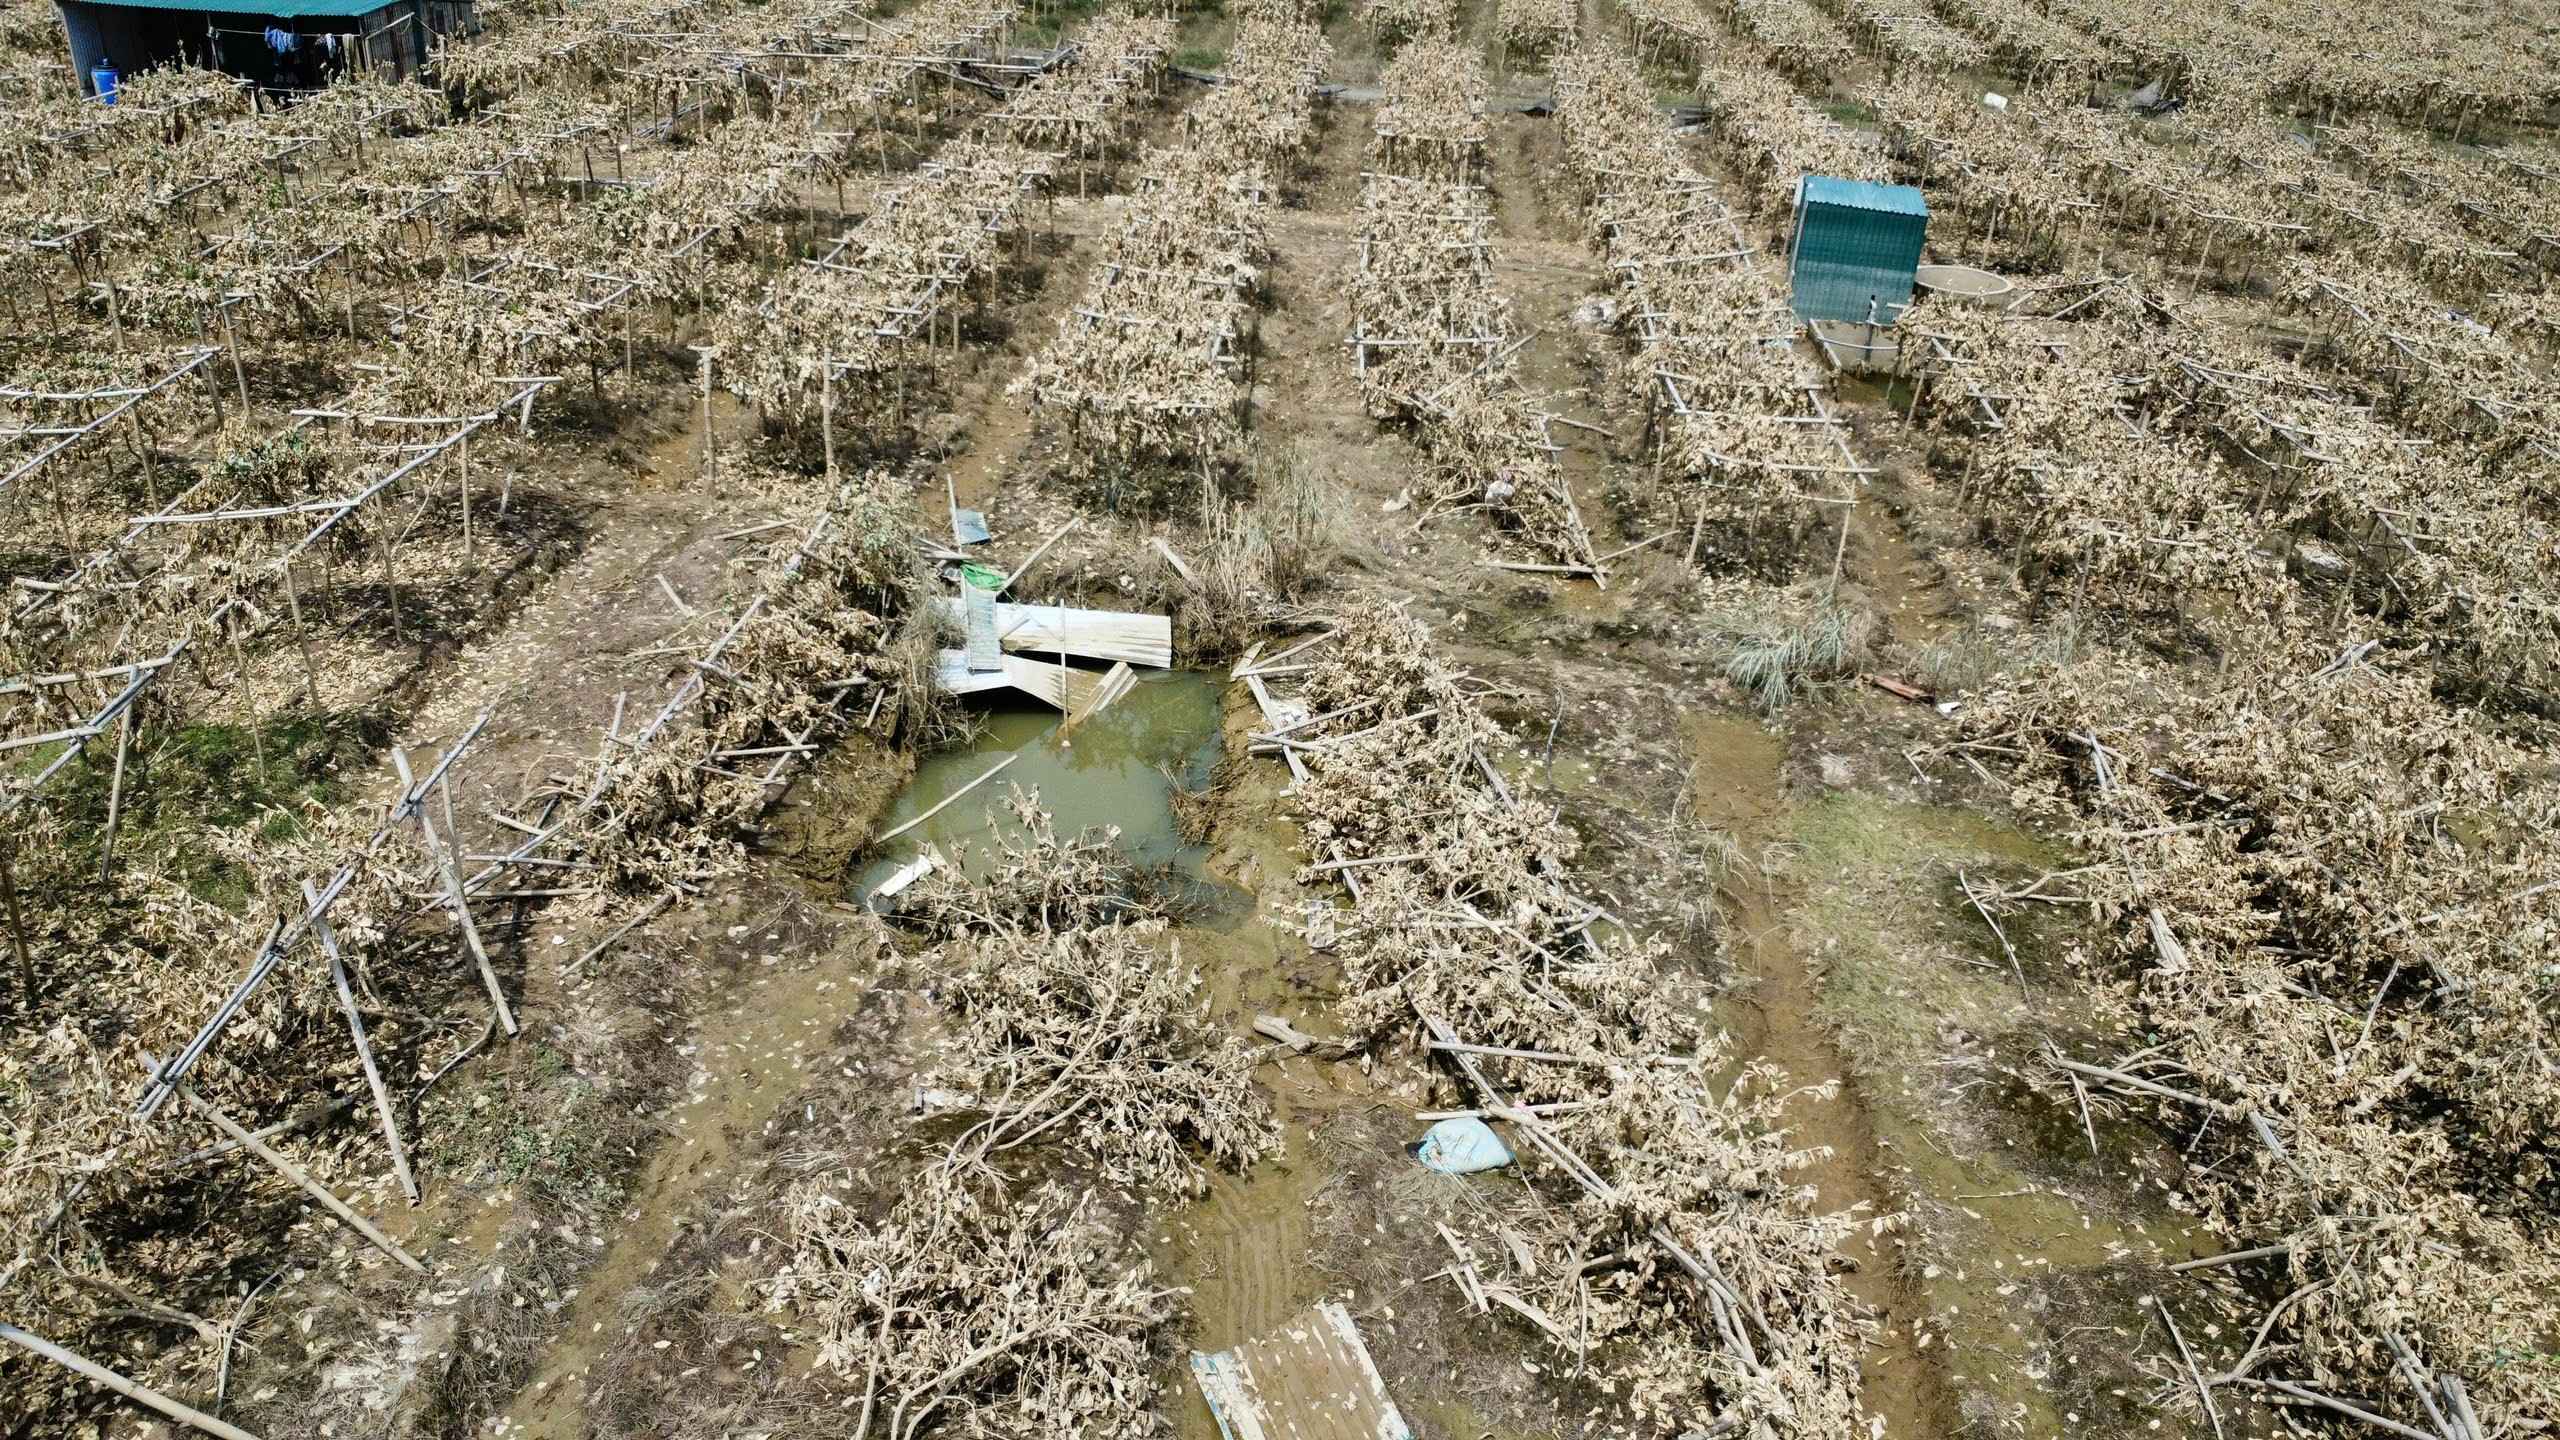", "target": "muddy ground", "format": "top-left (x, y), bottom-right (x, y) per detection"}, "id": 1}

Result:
top-left (67, 11), bottom-right (2266, 1440)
